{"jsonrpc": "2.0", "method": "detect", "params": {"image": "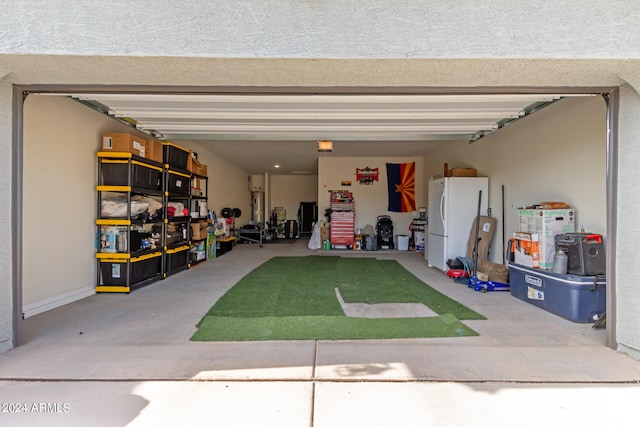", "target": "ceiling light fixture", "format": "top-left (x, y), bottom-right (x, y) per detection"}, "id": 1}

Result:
top-left (274, 164), bottom-right (280, 168)
top-left (317, 140), bottom-right (333, 152)
top-left (317, 140), bottom-right (333, 188)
